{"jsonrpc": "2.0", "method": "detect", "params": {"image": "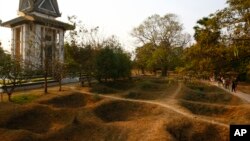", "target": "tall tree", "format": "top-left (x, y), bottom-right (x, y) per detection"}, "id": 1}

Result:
top-left (132, 14), bottom-right (189, 76)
